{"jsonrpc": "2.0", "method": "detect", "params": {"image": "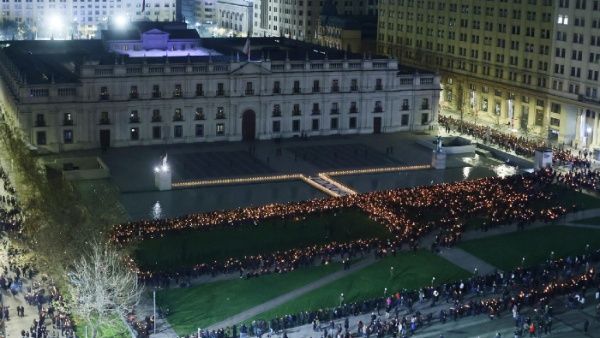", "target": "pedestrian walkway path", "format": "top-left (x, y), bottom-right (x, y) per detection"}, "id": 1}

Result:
top-left (206, 256), bottom-right (377, 331)
top-left (137, 293), bottom-right (177, 338)
top-left (437, 247), bottom-right (498, 275)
